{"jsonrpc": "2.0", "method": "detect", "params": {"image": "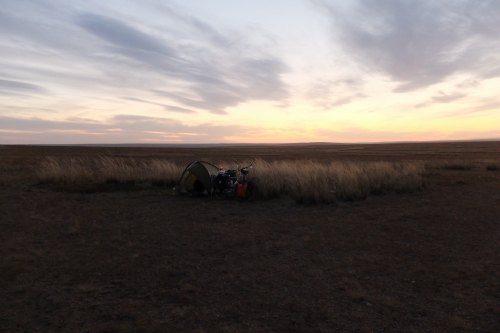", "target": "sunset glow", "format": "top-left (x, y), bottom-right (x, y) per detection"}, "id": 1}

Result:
top-left (1, 0), bottom-right (500, 144)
